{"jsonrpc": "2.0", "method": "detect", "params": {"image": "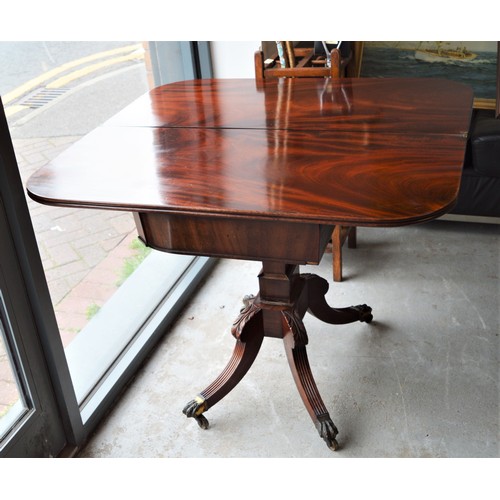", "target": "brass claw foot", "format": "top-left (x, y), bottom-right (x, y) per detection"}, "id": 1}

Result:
top-left (316, 414), bottom-right (339, 451)
top-left (354, 304), bottom-right (373, 323)
top-left (183, 396), bottom-right (209, 430)
top-left (302, 274), bottom-right (374, 325)
top-left (182, 307), bottom-right (264, 435)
